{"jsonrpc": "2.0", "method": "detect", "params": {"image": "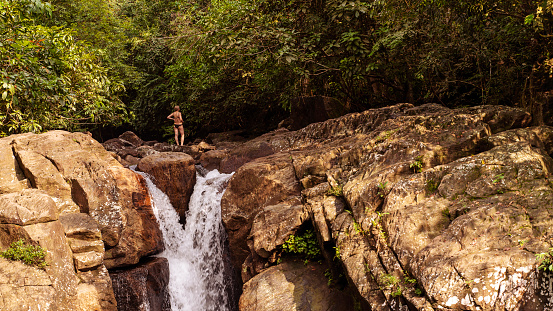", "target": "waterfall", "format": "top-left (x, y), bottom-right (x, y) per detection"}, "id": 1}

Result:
top-left (134, 167), bottom-right (234, 311)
